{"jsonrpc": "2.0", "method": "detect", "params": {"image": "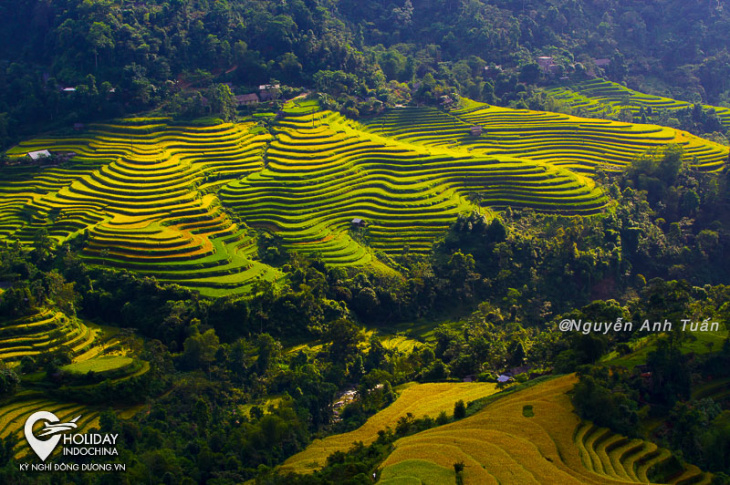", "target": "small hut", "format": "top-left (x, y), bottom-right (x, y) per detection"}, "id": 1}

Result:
top-left (27, 150), bottom-right (52, 161)
top-left (470, 125), bottom-right (483, 137)
top-left (351, 218), bottom-right (366, 228)
top-left (497, 374), bottom-right (512, 384)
